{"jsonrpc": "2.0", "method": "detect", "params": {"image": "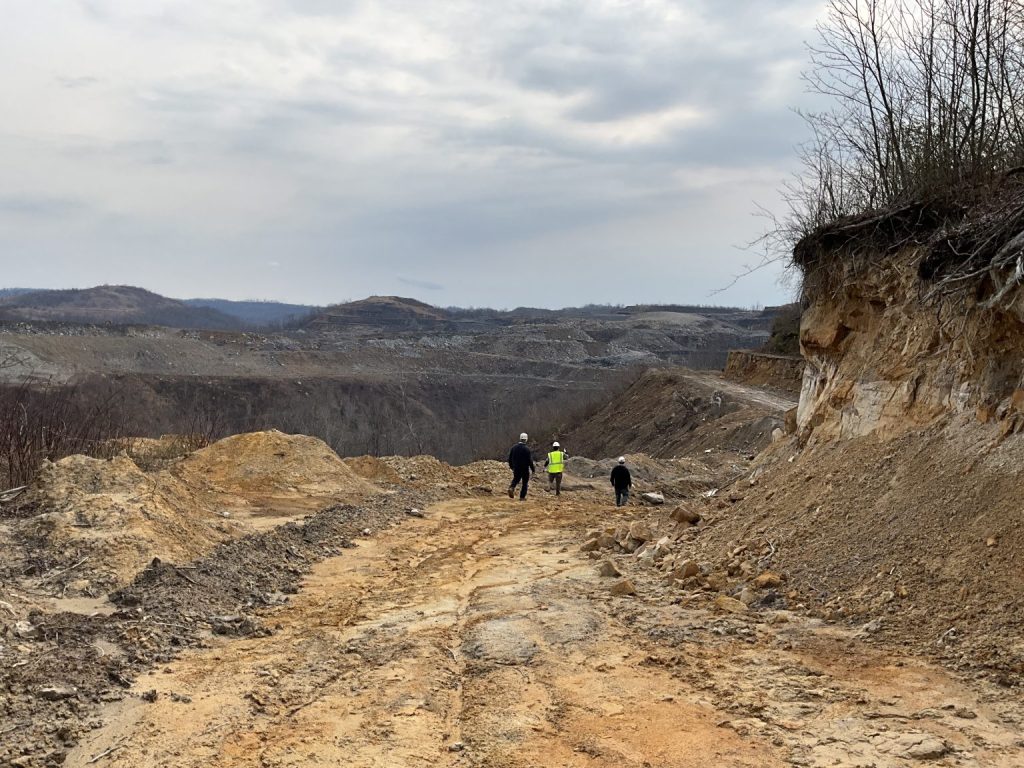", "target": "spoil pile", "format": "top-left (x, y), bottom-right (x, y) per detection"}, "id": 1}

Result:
top-left (0, 498), bottom-right (409, 768)
top-left (174, 430), bottom-right (382, 512)
top-left (4, 431), bottom-right (383, 595)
